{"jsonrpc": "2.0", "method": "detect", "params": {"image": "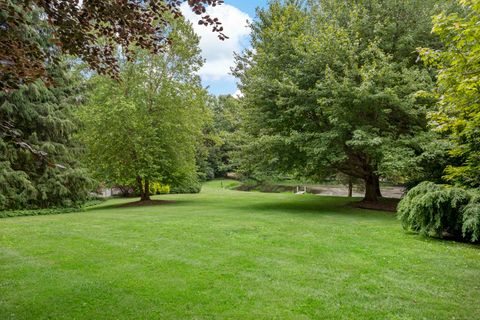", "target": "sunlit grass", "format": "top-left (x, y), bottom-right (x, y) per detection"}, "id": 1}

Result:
top-left (1, 180), bottom-right (478, 319)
